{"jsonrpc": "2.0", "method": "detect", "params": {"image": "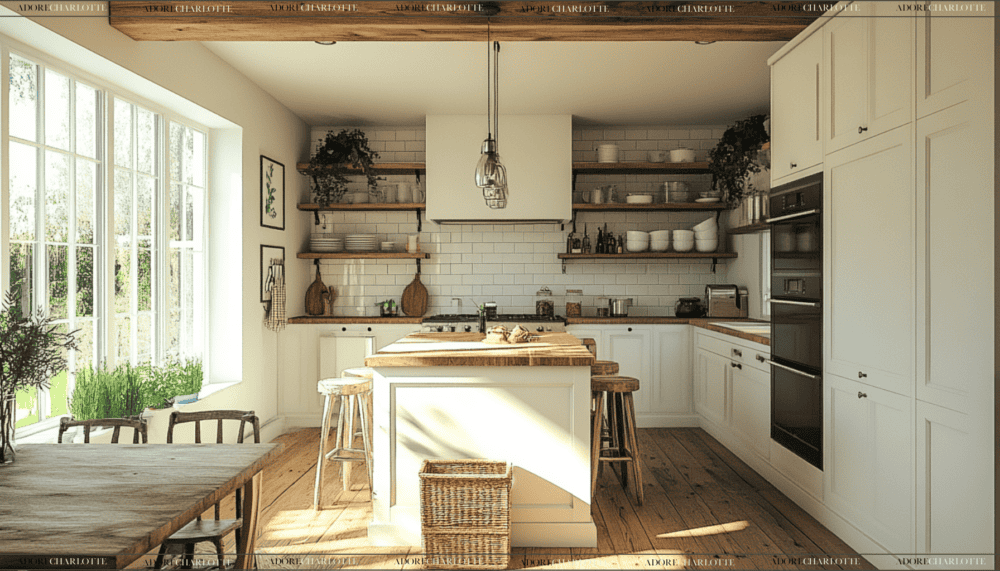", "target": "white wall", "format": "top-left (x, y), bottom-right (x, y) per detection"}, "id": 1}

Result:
top-left (13, 14), bottom-right (312, 441)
